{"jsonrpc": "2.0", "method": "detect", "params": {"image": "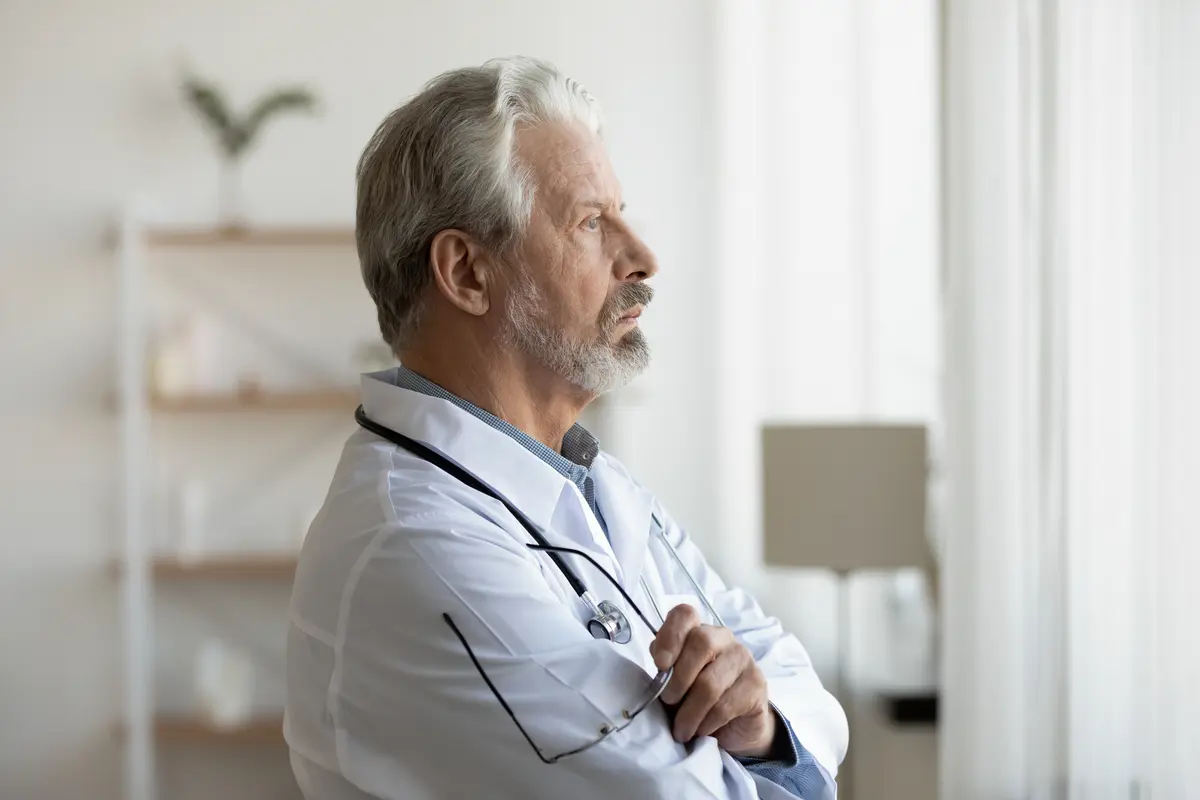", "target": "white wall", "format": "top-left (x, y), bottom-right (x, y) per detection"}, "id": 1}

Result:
top-left (0, 2), bottom-right (718, 797)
